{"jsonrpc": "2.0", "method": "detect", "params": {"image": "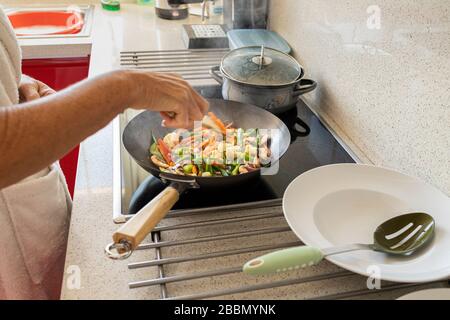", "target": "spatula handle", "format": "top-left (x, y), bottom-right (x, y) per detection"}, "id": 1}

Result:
top-left (243, 246), bottom-right (324, 275)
